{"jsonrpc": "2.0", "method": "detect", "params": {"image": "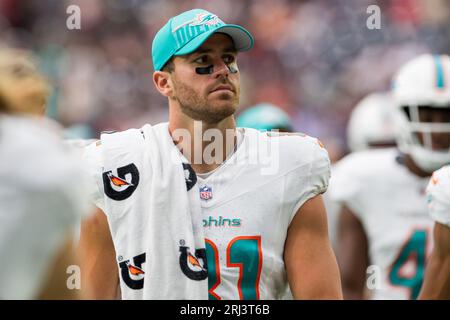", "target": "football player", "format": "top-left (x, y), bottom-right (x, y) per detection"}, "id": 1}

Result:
top-left (329, 54), bottom-right (450, 299)
top-left (325, 92), bottom-right (398, 255)
top-left (0, 49), bottom-right (90, 299)
top-left (80, 9), bottom-right (342, 300)
top-left (419, 165), bottom-right (450, 299)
